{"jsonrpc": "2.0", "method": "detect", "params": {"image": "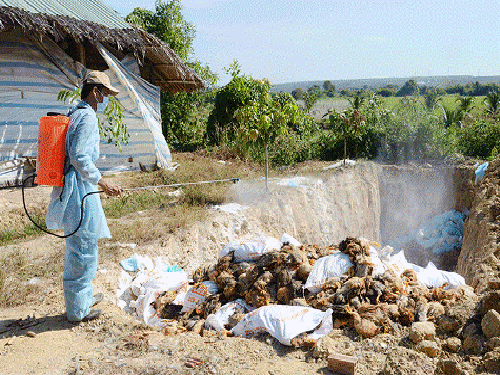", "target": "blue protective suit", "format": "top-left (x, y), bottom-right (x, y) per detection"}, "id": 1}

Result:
top-left (46, 100), bottom-right (111, 321)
